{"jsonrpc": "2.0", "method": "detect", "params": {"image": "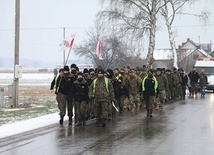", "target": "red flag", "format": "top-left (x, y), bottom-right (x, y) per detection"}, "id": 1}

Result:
top-left (69, 34), bottom-right (75, 48)
top-left (96, 38), bottom-right (102, 59)
top-left (59, 34), bottom-right (75, 51)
